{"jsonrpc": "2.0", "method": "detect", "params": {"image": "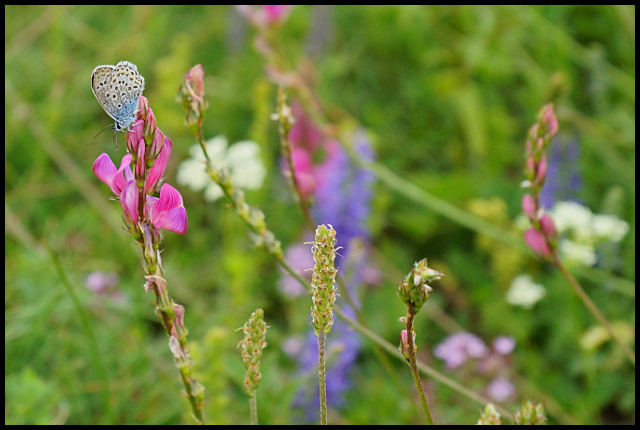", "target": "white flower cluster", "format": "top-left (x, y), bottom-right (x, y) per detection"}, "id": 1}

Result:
top-left (506, 274), bottom-right (546, 309)
top-left (176, 136), bottom-right (267, 202)
top-left (548, 201), bottom-right (629, 267)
